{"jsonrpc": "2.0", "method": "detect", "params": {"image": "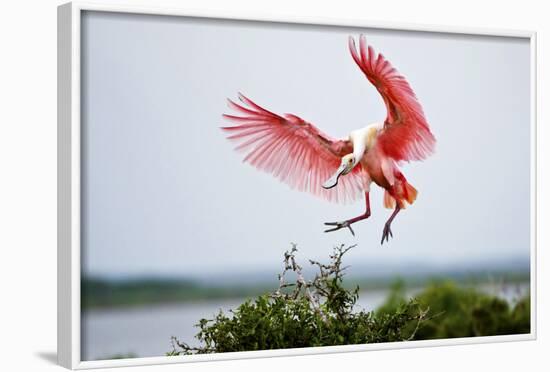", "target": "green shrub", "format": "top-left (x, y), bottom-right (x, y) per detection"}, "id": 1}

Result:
top-left (168, 245), bottom-right (429, 355)
top-left (378, 280), bottom-right (530, 339)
